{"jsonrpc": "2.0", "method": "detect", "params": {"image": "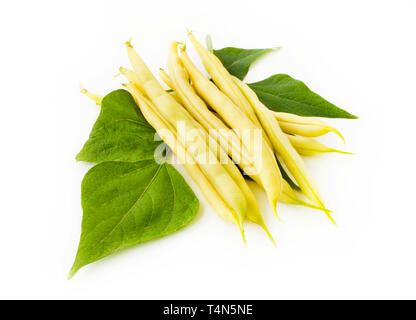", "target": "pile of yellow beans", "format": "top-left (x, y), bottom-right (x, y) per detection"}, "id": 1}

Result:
top-left (82, 33), bottom-right (350, 244)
